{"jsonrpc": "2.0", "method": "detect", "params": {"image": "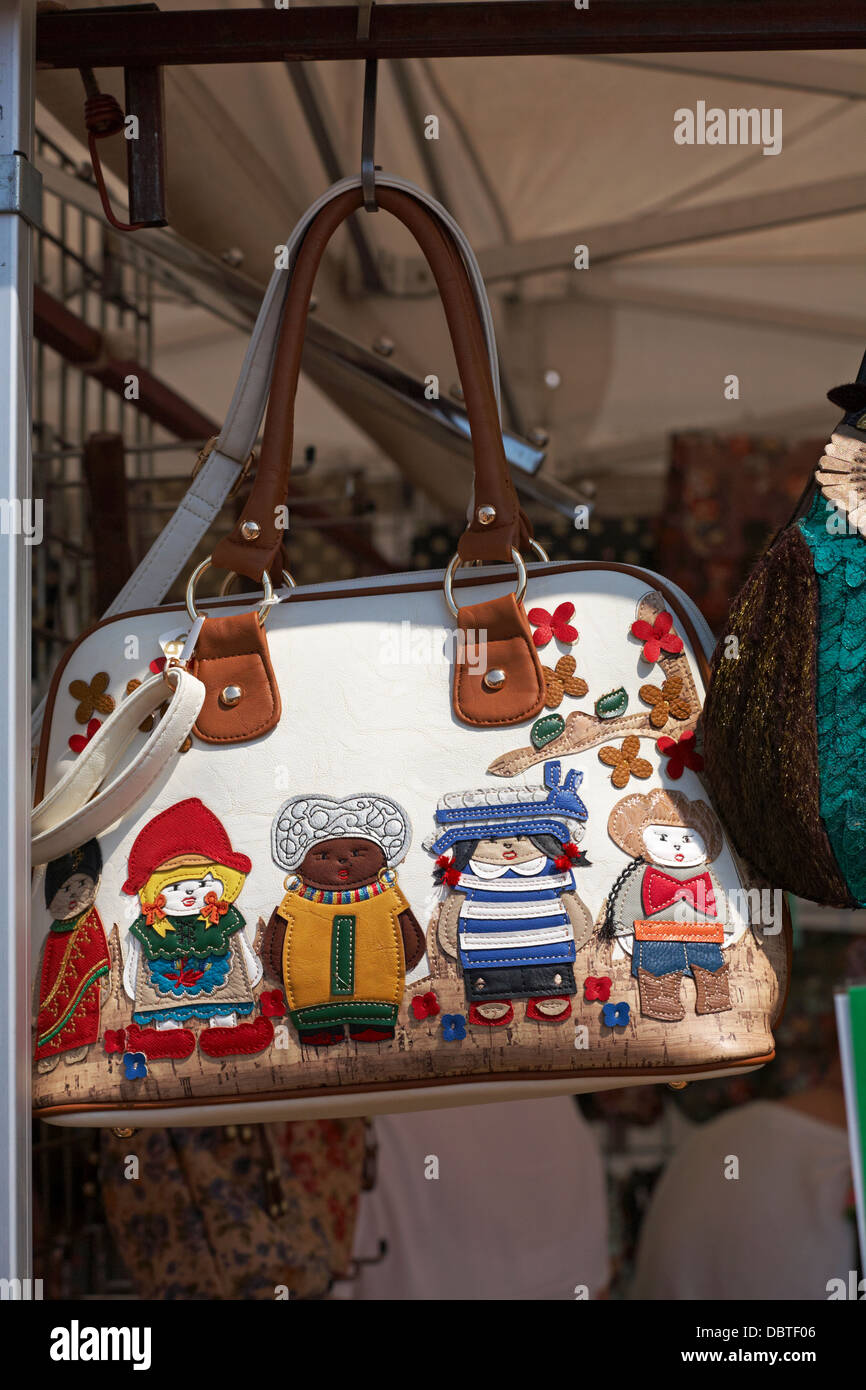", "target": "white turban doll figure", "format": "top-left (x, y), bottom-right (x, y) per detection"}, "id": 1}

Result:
top-left (264, 792), bottom-right (425, 1045)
